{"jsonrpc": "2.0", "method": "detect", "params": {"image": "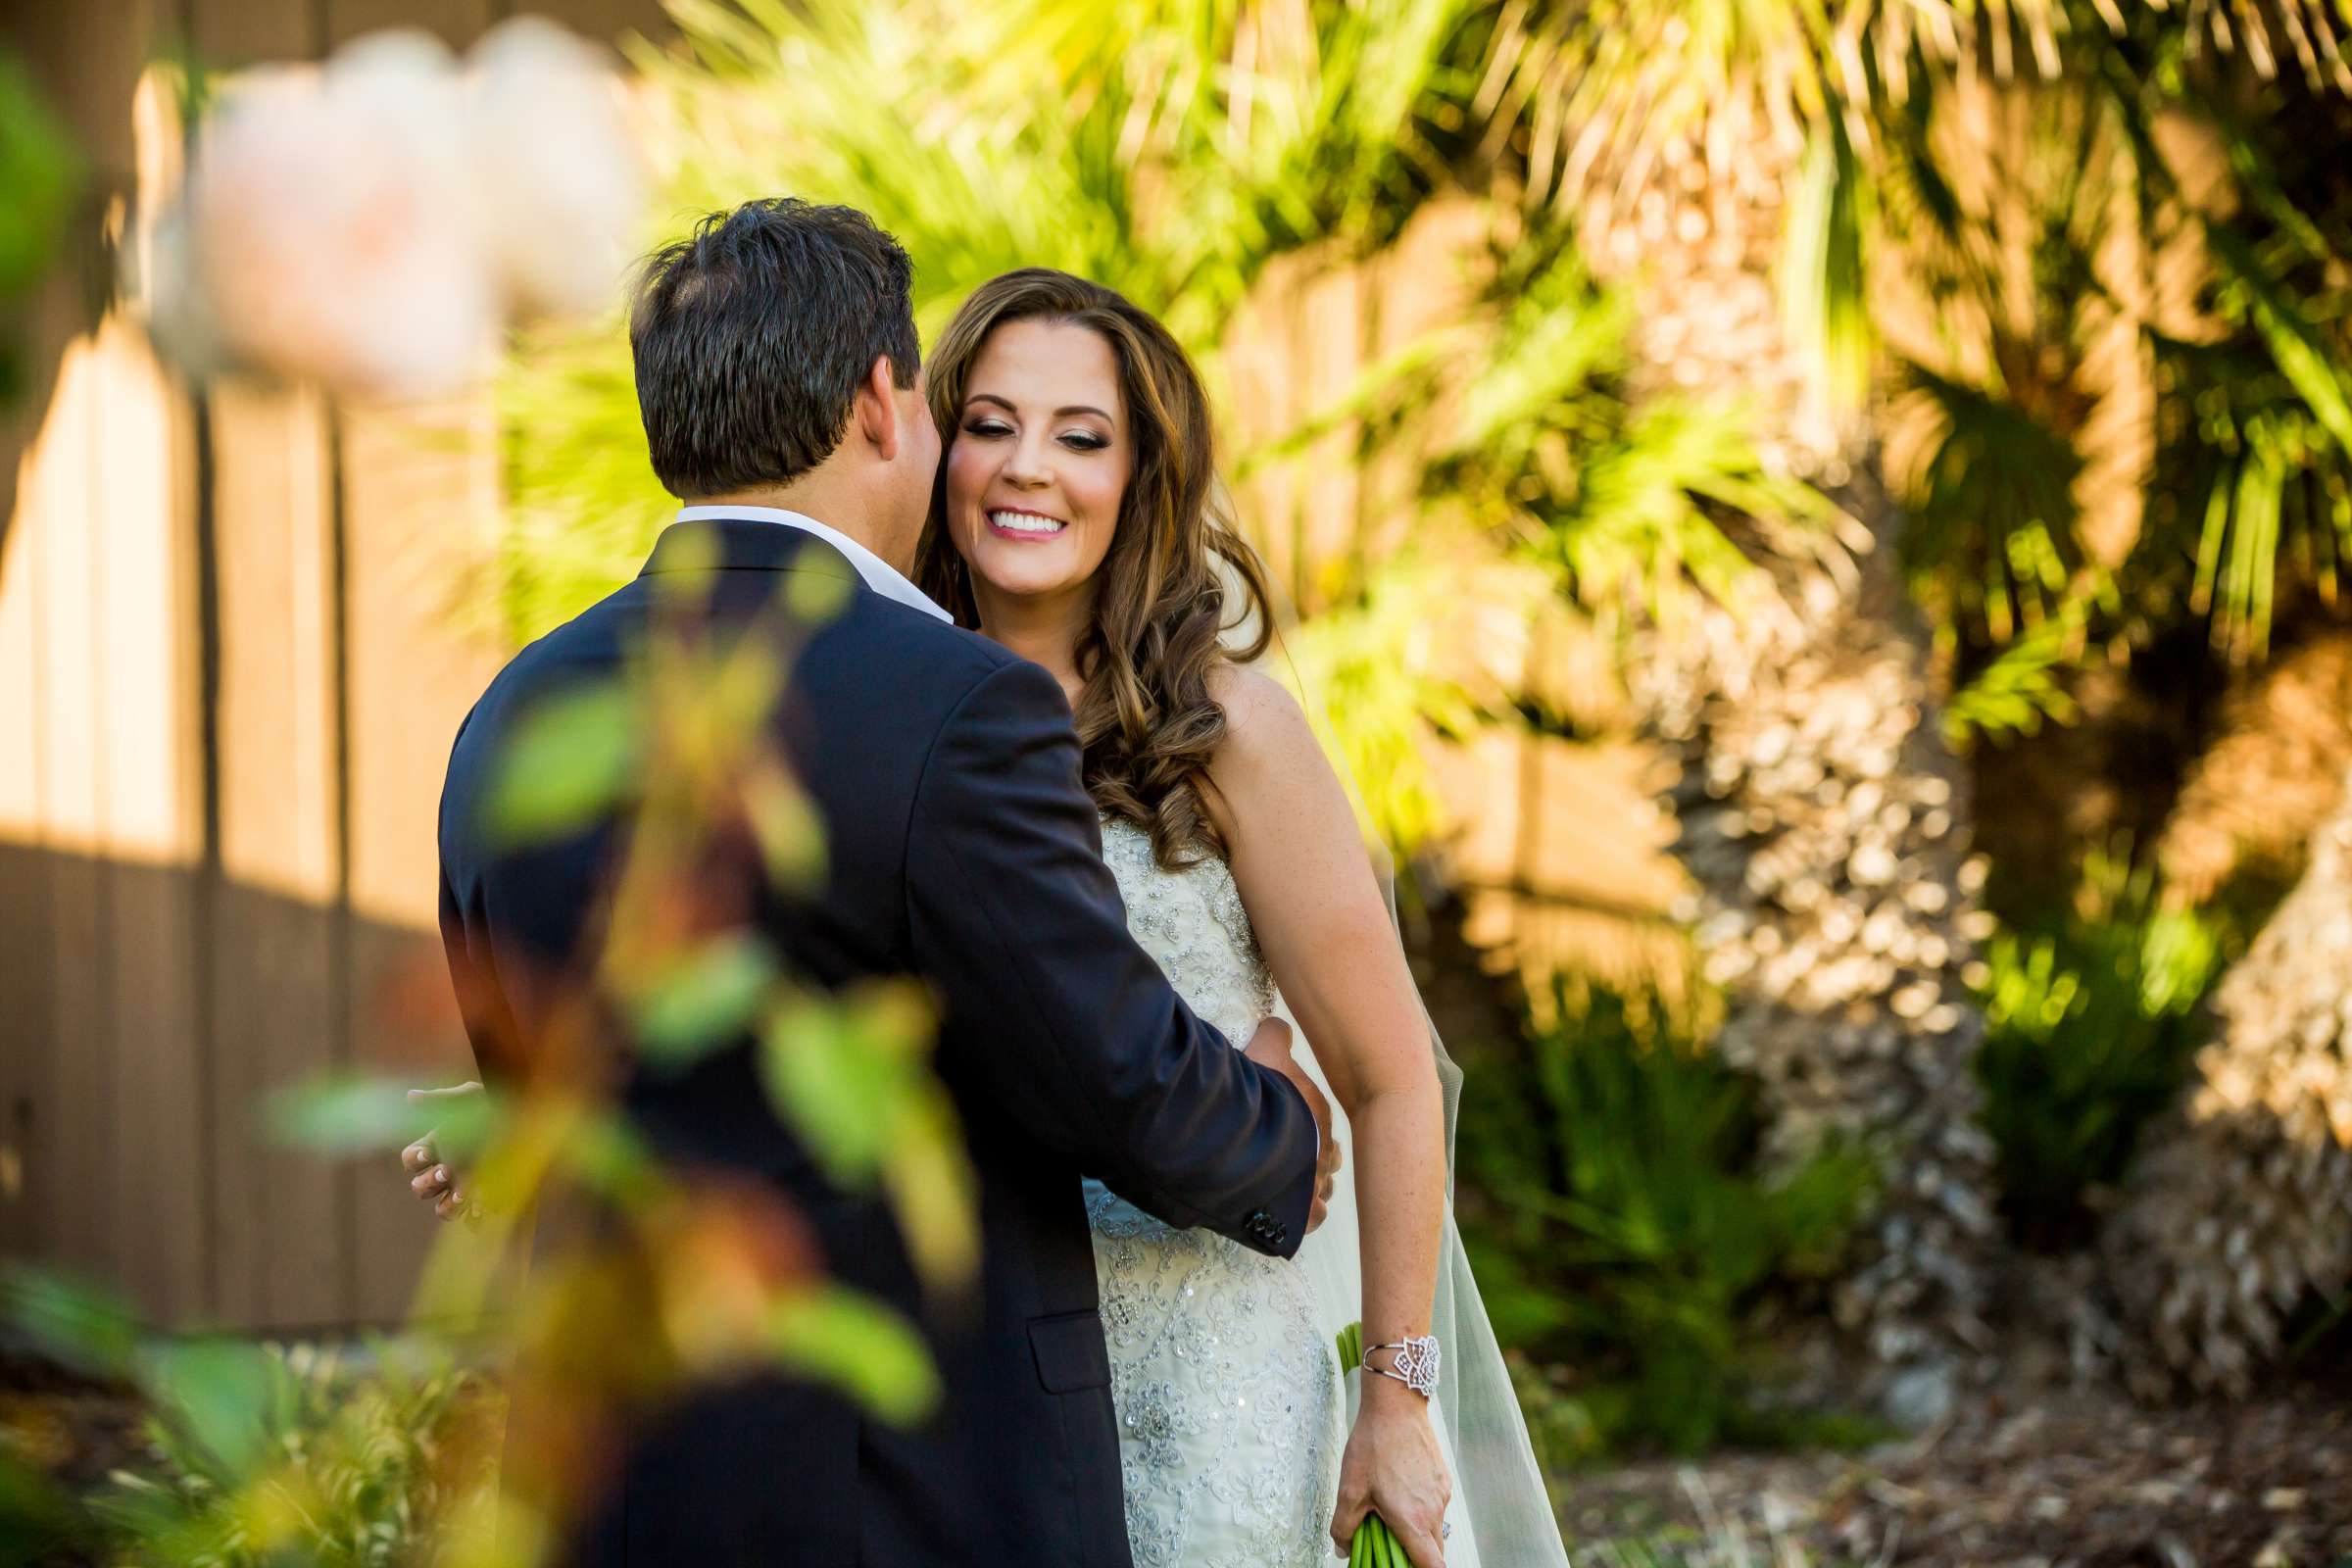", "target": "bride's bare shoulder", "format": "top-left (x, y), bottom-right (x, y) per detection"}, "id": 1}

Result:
top-left (1205, 662), bottom-right (1348, 837)
top-left (1208, 662), bottom-right (1314, 760)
